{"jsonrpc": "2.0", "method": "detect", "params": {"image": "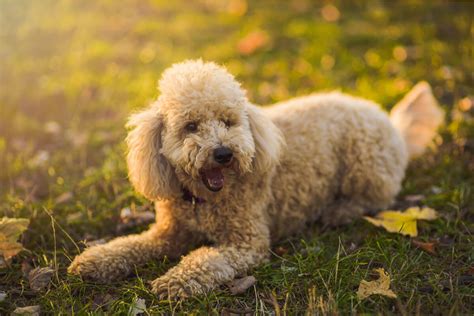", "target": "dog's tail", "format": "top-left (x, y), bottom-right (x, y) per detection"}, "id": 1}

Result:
top-left (390, 81), bottom-right (444, 159)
